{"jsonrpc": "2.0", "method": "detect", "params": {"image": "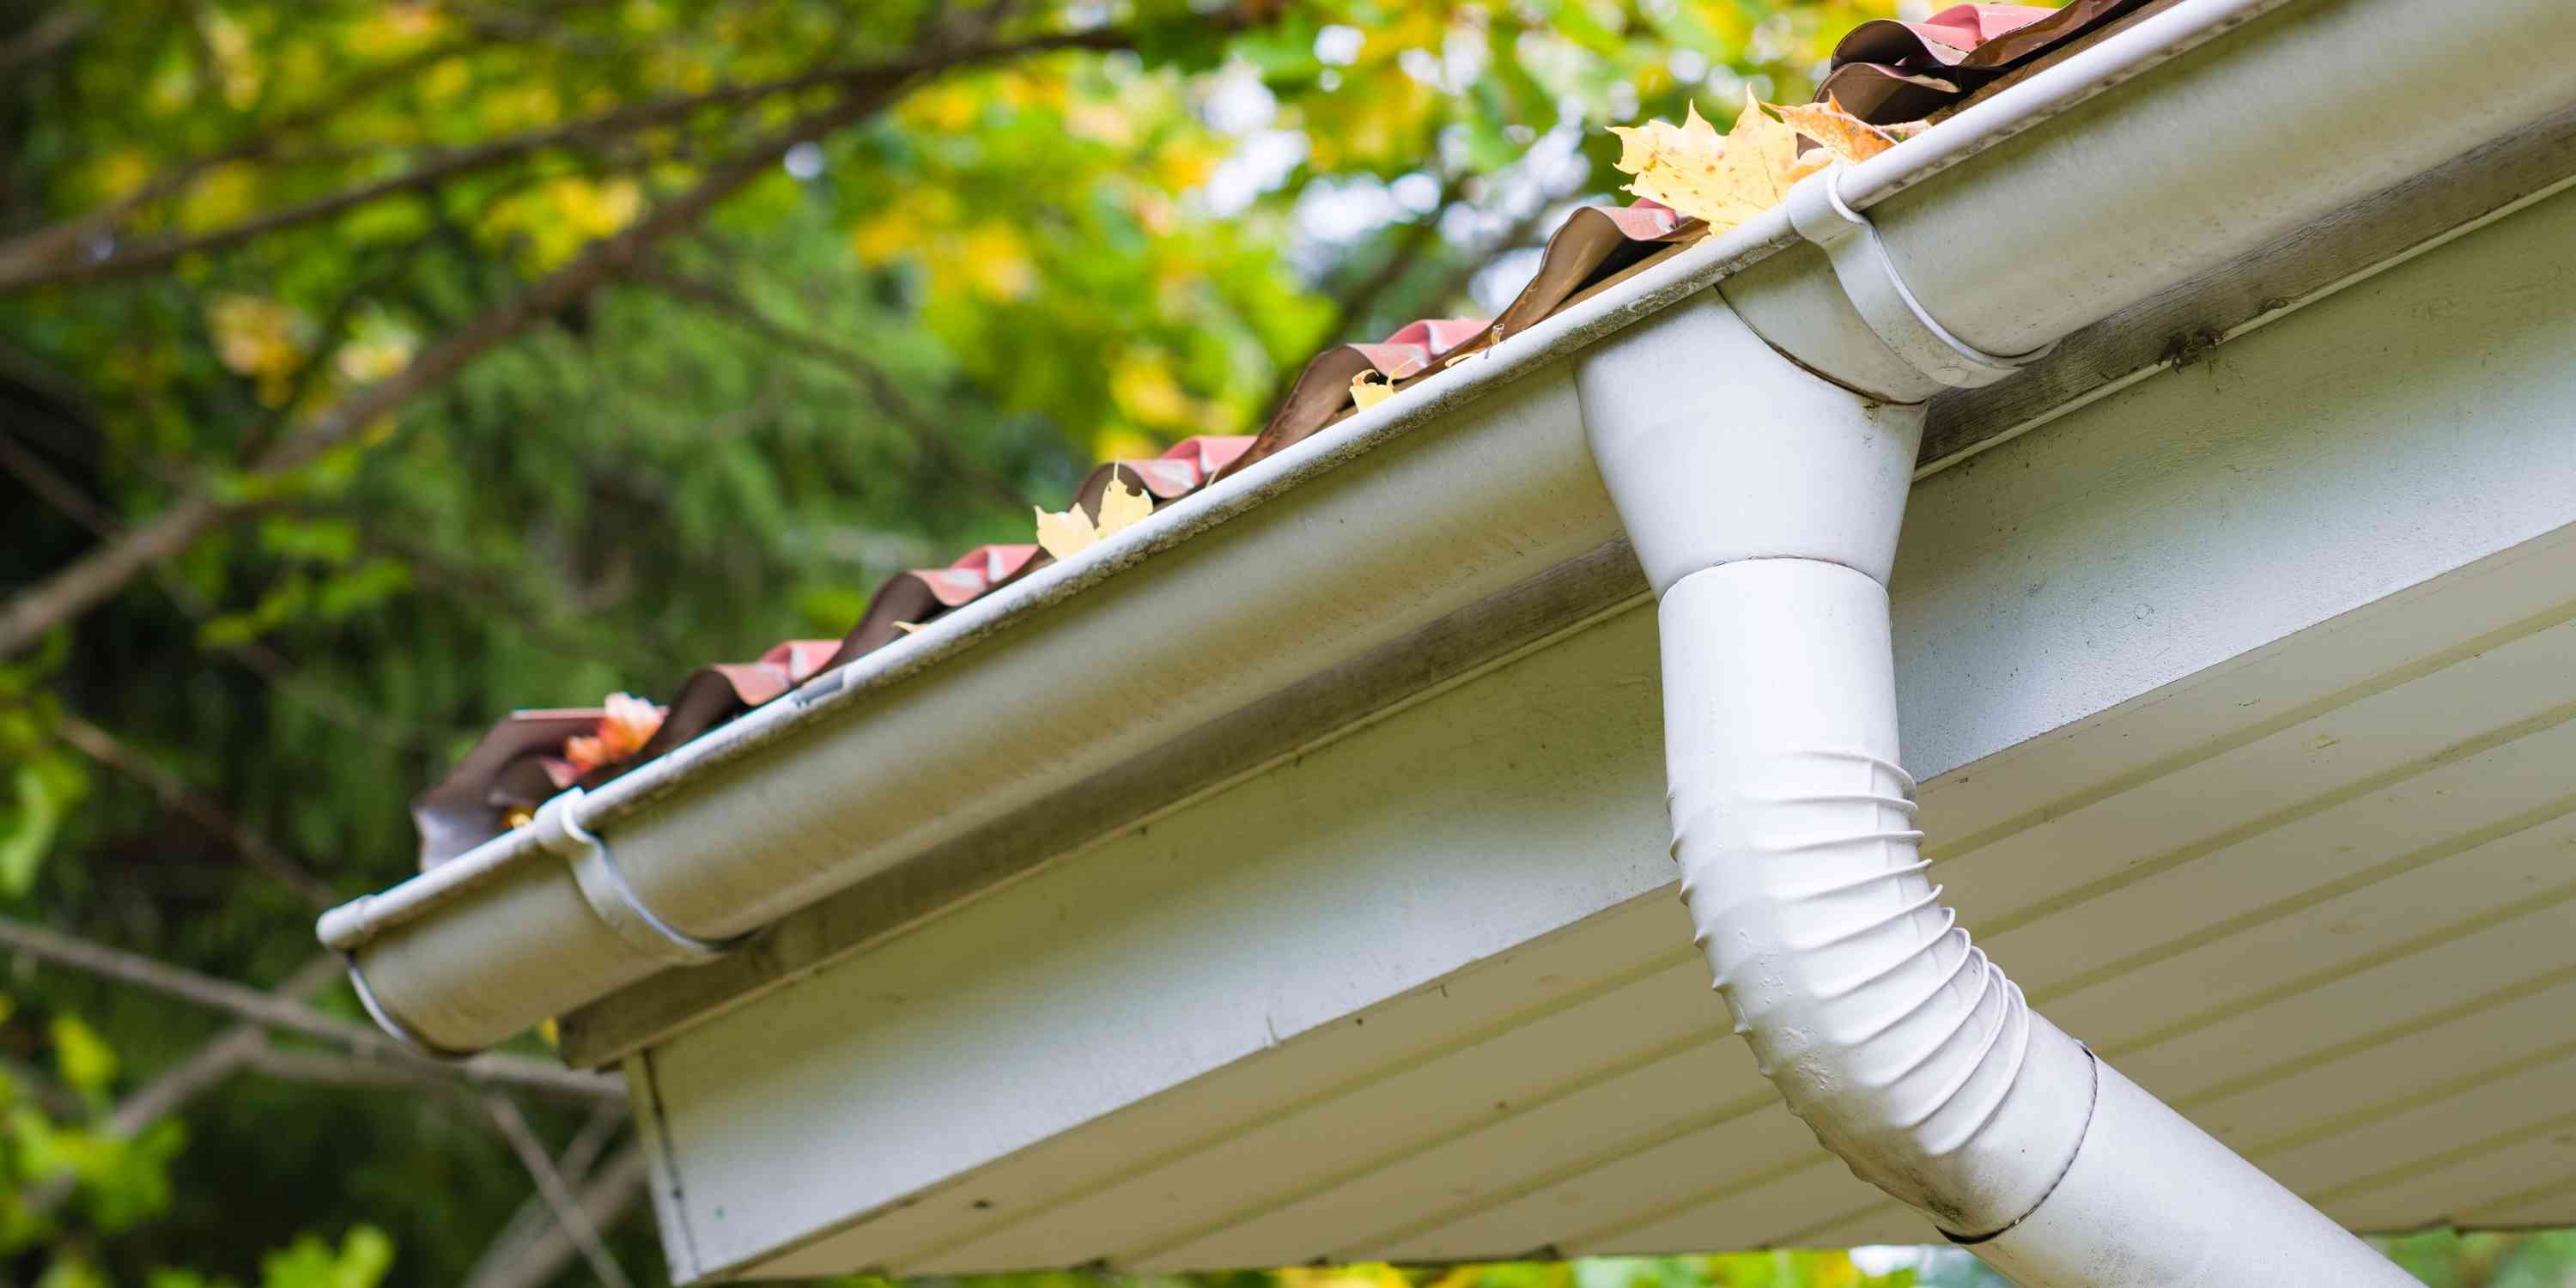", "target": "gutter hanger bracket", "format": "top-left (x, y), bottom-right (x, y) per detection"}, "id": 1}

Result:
top-left (532, 790), bottom-right (745, 966)
top-left (1787, 167), bottom-right (2056, 389)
